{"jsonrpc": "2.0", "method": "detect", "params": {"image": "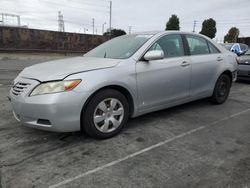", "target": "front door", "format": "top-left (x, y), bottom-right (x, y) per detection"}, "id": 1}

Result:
top-left (136, 34), bottom-right (191, 110)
